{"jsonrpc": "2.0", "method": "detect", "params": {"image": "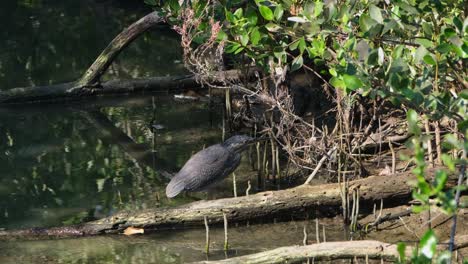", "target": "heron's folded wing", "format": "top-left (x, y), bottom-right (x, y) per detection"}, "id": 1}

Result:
top-left (179, 145), bottom-right (234, 191)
